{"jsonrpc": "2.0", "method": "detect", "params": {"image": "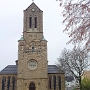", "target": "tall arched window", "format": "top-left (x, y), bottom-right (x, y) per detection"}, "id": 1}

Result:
top-left (29, 83), bottom-right (35, 90)
top-left (29, 17), bottom-right (32, 28)
top-left (49, 76), bottom-right (52, 89)
top-left (7, 76), bottom-right (10, 90)
top-left (2, 77), bottom-right (6, 90)
top-left (34, 17), bottom-right (37, 28)
top-left (32, 46), bottom-right (34, 51)
top-left (58, 76), bottom-right (61, 90)
top-left (53, 76), bottom-right (56, 90)
top-left (12, 77), bottom-right (15, 90)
